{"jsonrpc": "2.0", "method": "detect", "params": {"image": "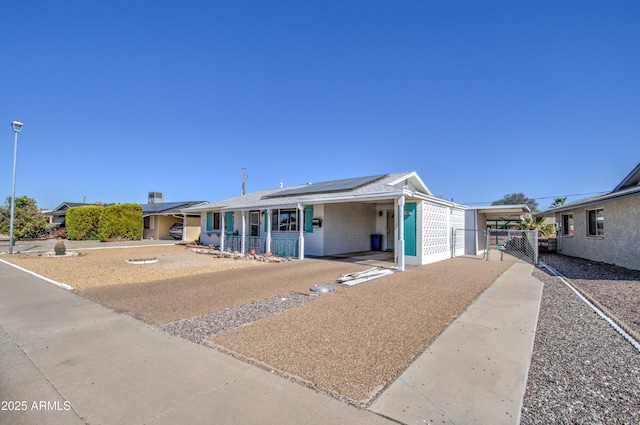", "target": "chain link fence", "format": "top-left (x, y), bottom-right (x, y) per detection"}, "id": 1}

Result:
top-left (486, 229), bottom-right (538, 264)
